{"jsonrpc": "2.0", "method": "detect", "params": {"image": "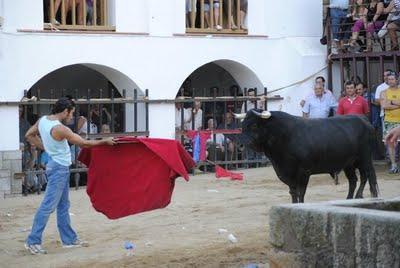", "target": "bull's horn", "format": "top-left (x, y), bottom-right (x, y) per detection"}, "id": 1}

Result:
top-left (252, 110), bottom-right (271, 119)
top-left (261, 111), bottom-right (271, 119)
top-left (233, 113), bottom-right (246, 119)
